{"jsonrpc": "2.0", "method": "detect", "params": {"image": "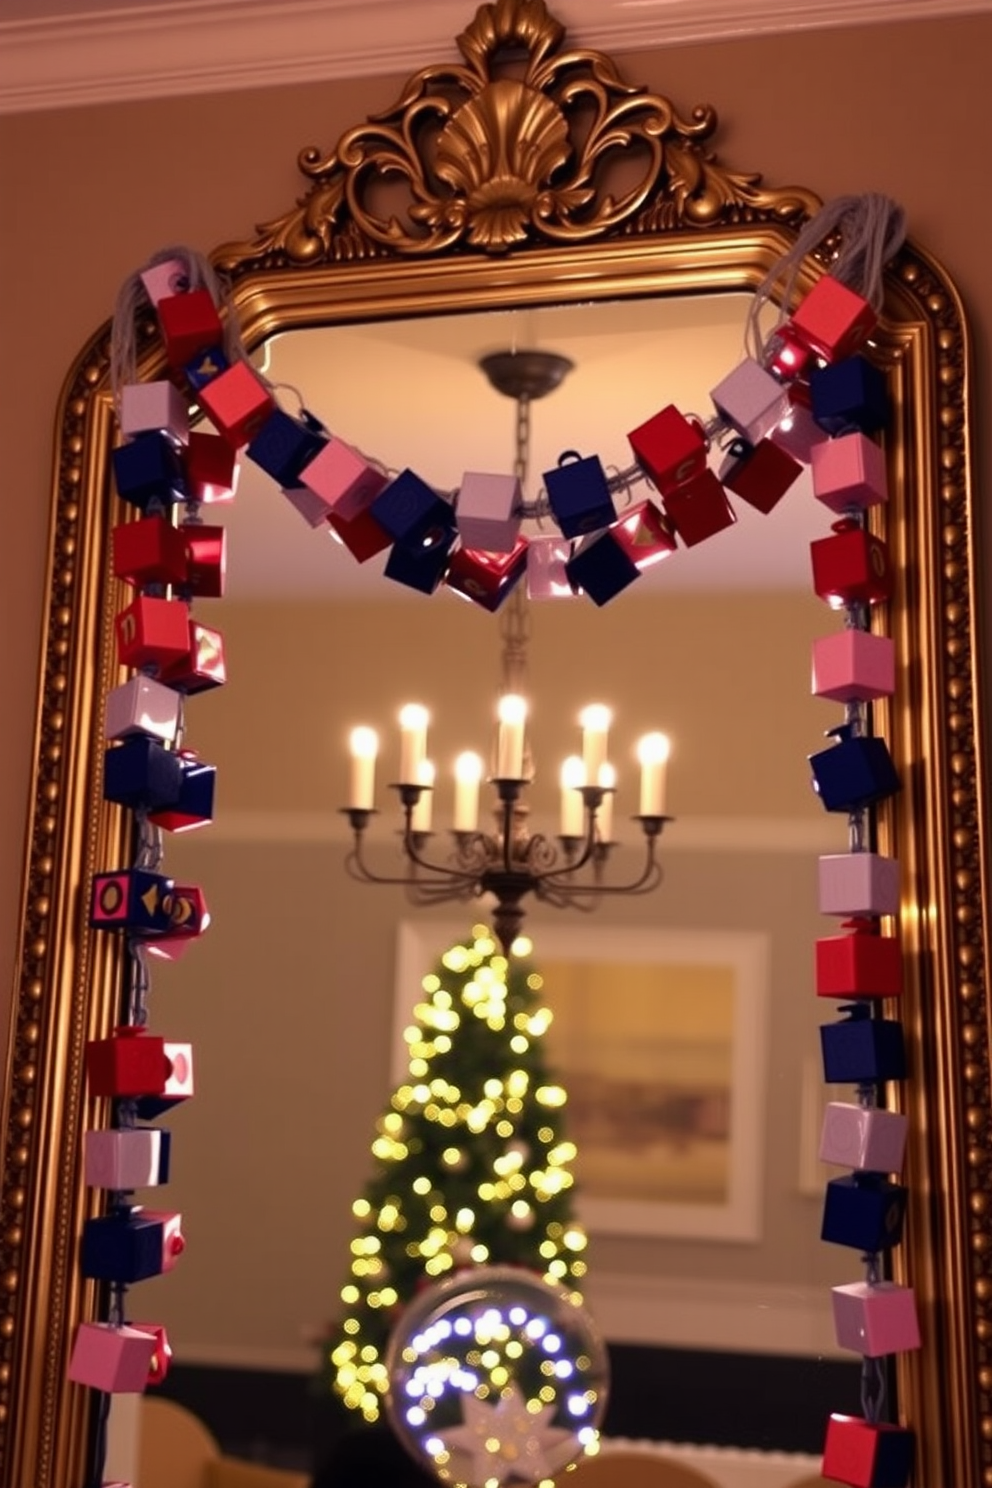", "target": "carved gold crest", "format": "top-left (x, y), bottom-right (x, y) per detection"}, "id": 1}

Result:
top-left (218, 0), bottom-right (819, 268)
